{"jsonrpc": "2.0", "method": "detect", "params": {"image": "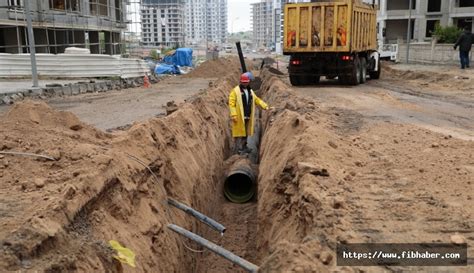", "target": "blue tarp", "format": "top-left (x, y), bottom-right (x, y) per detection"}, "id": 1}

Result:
top-left (163, 48), bottom-right (193, 67)
top-left (154, 63), bottom-right (180, 75)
